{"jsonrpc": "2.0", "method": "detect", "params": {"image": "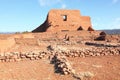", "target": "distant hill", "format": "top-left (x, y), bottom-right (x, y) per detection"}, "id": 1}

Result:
top-left (0, 32), bottom-right (15, 34)
top-left (0, 29), bottom-right (120, 34)
top-left (100, 29), bottom-right (120, 34)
